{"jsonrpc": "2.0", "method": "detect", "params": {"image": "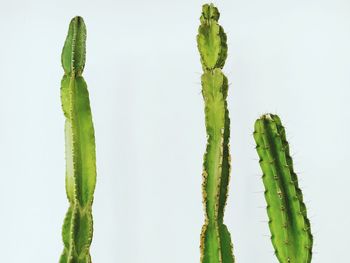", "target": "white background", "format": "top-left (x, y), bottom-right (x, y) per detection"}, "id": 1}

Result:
top-left (0, 0), bottom-right (349, 262)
